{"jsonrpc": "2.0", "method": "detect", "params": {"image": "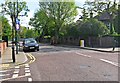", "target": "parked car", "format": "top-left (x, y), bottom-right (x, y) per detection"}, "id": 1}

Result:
top-left (23, 38), bottom-right (39, 52)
